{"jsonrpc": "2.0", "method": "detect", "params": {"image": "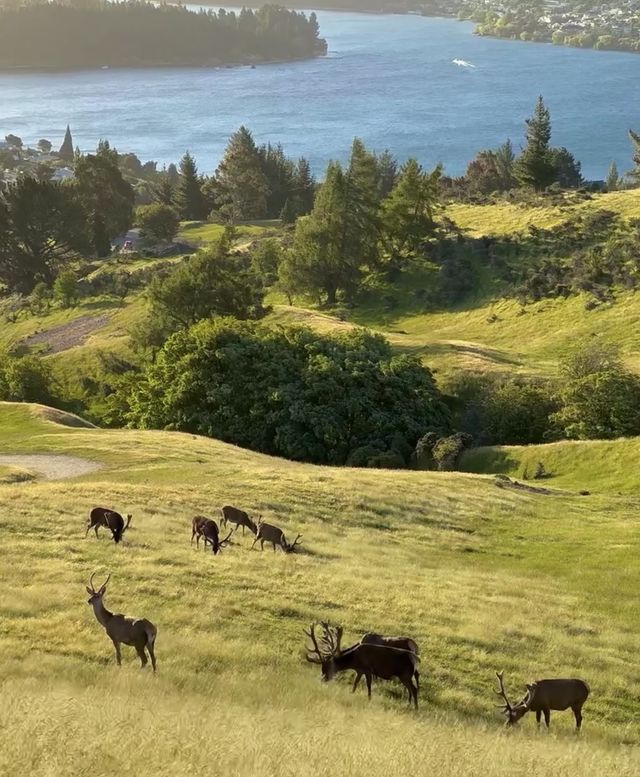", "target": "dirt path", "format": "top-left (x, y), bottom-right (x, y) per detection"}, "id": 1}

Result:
top-left (0, 454), bottom-right (102, 481)
top-left (21, 314), bottom-right (111, 354)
